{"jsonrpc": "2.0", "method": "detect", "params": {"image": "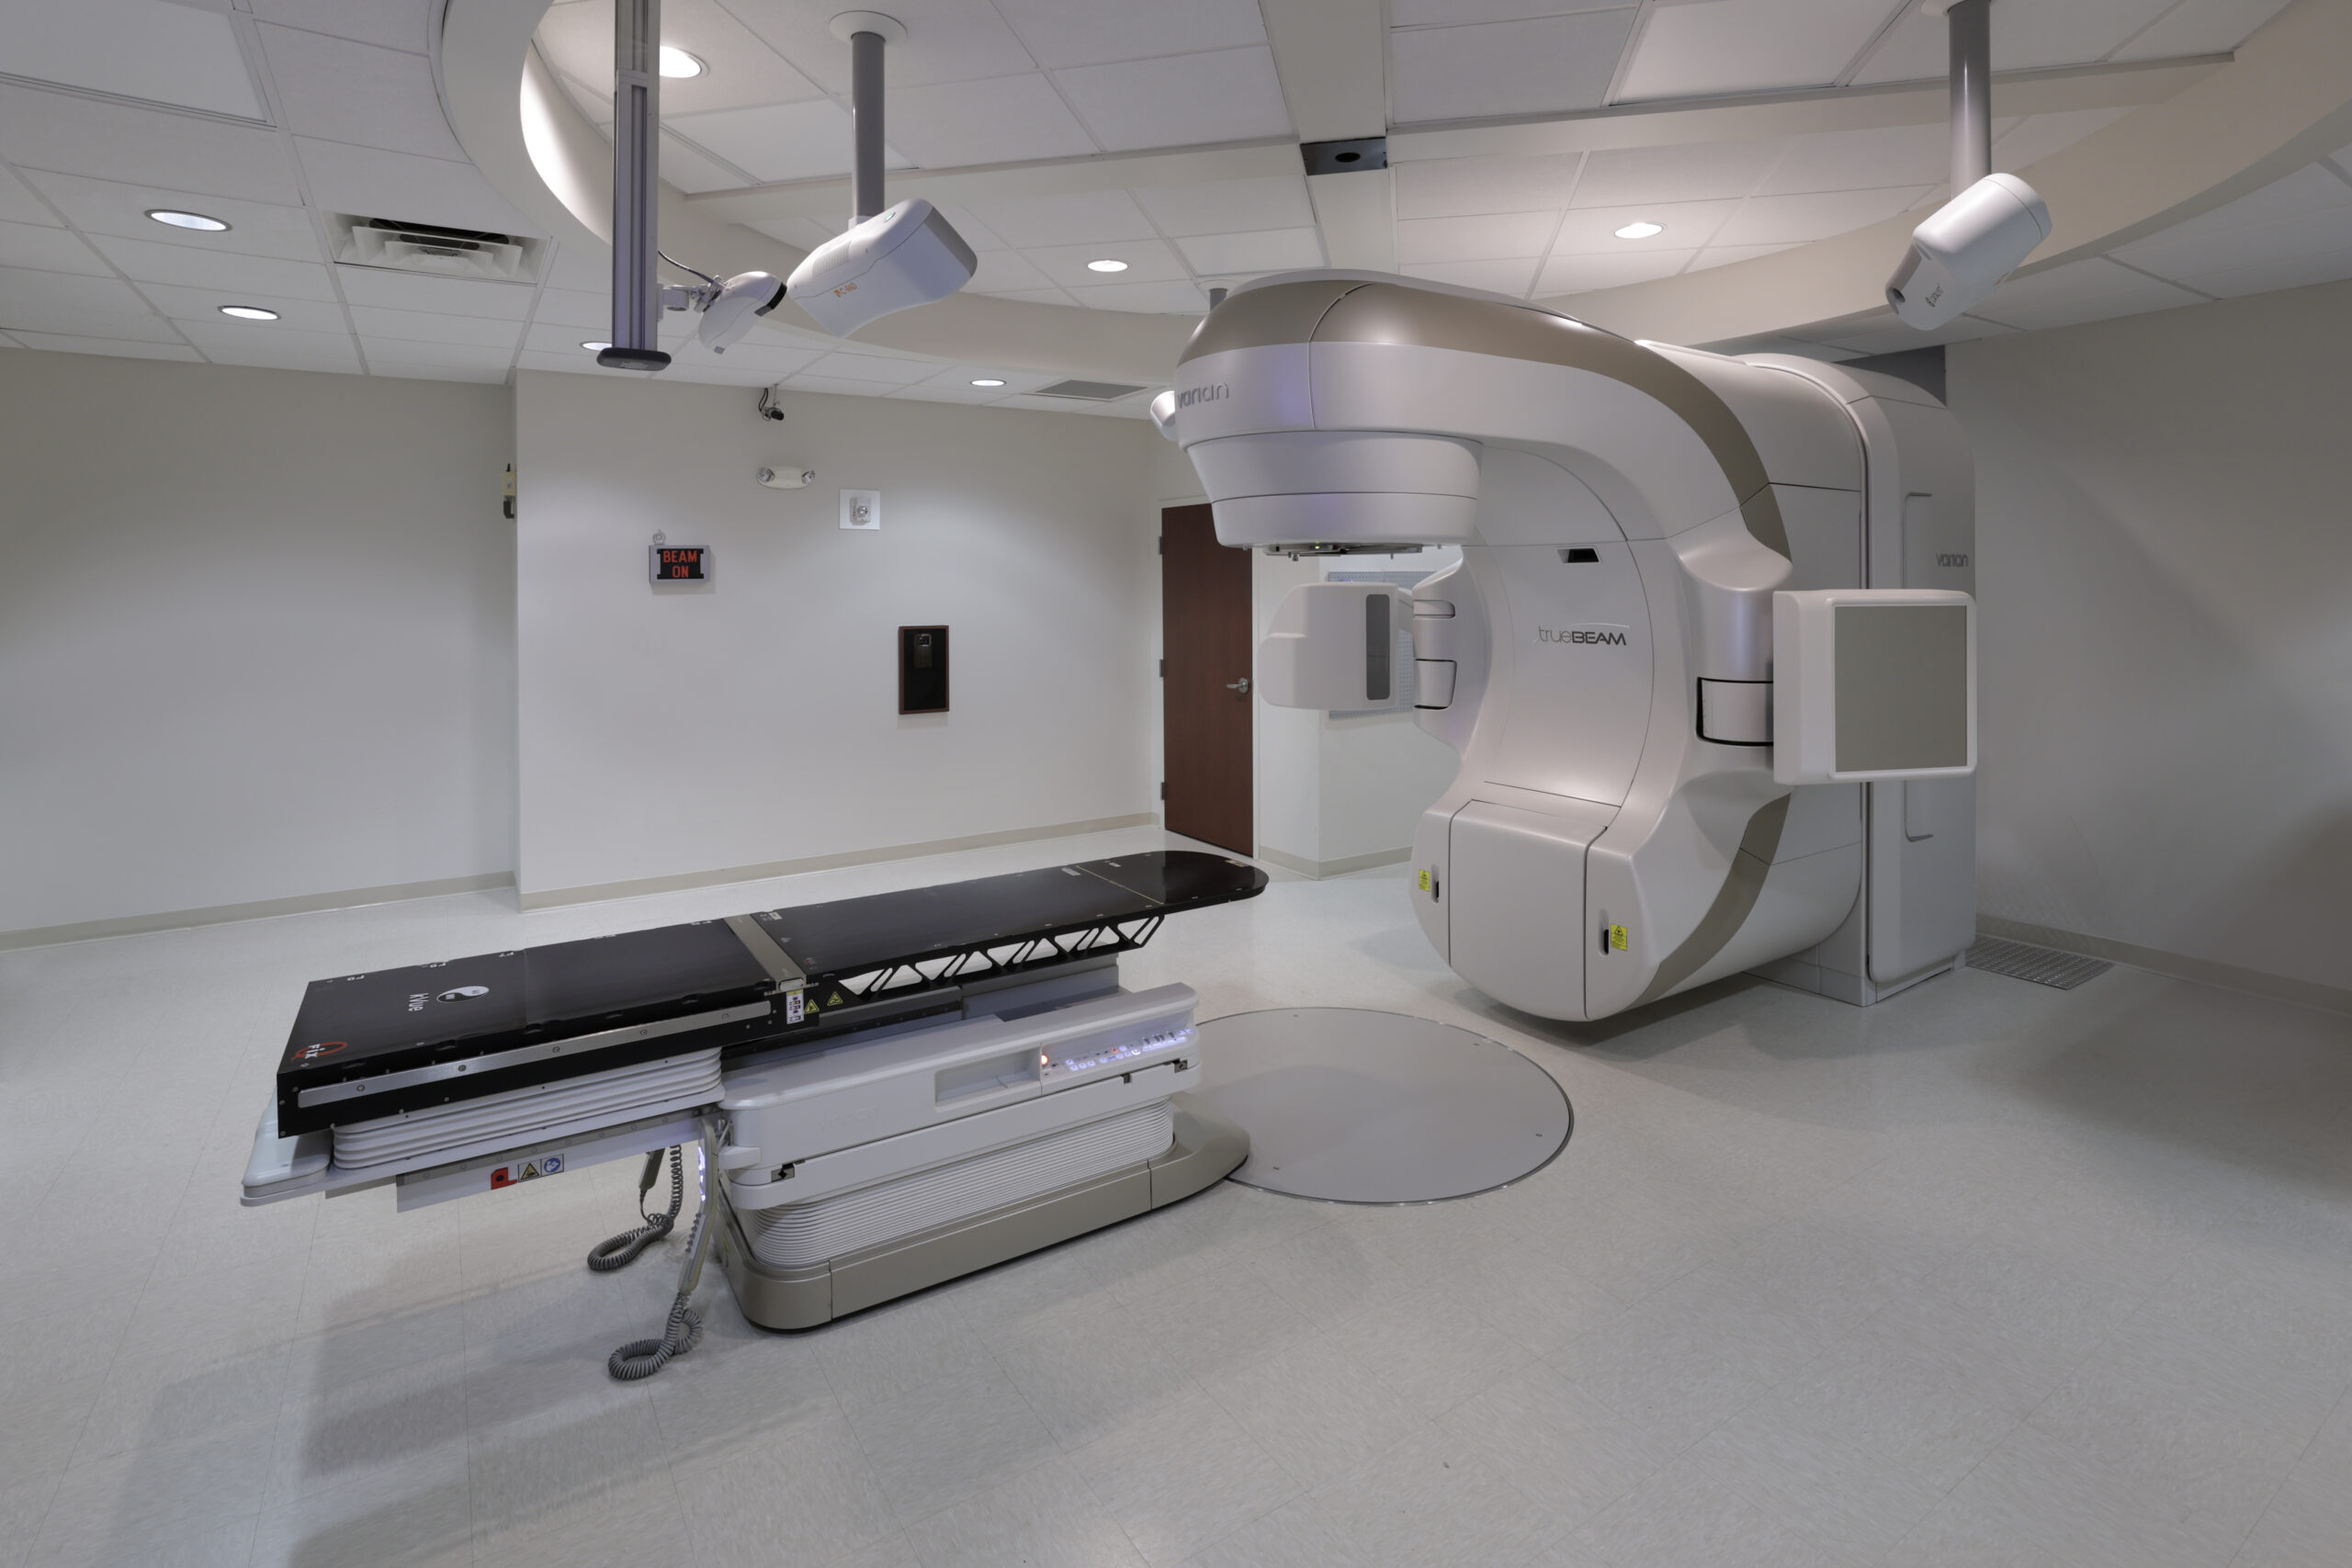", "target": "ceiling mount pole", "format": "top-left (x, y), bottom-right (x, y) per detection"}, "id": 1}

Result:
top-left (601, 0), bottom-right (669, 369)
top-left (852, 28), bottom-right (886, 222)
top-left (1948, 0), bottom-right (1993, 193)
